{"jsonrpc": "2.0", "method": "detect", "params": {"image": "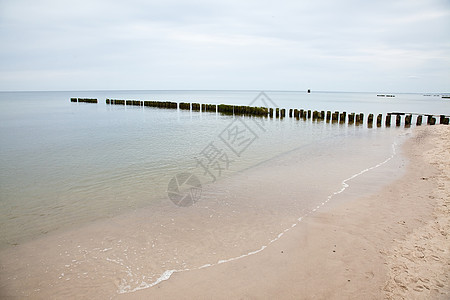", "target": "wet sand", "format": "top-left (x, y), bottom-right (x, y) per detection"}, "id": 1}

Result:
top-left (119, 126), bottom-right (449, 299)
